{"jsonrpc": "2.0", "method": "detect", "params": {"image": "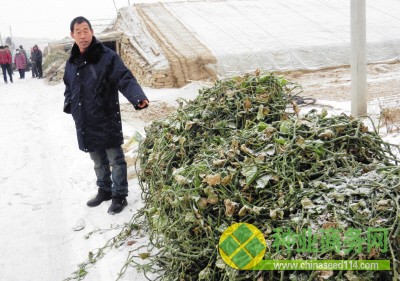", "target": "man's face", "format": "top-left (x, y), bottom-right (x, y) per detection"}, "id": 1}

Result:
top-left (71, 21), bottom-right (94, 53)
